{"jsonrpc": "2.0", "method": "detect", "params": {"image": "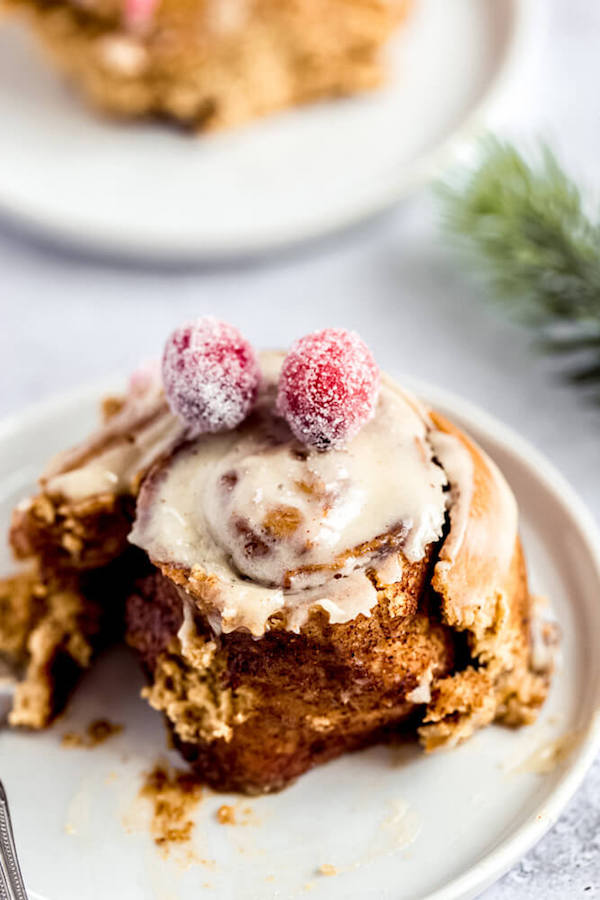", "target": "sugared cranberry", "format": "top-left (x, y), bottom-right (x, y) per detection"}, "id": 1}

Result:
top-left (162, 317), bottom-right (260, 431)
top-left (276, 328), bottom-right (380, 450)
top-left (123, 0), bottom-right (157, 31)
